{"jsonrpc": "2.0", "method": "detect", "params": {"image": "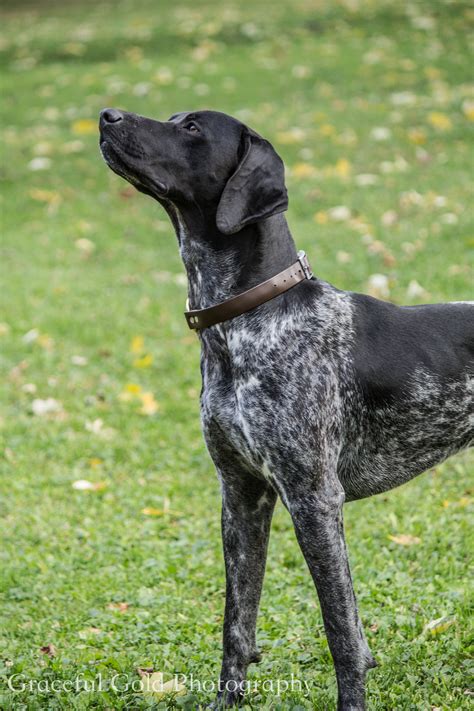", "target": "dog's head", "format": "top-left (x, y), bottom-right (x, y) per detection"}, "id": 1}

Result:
top-left (99, 108), bottom-right (288, 234)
